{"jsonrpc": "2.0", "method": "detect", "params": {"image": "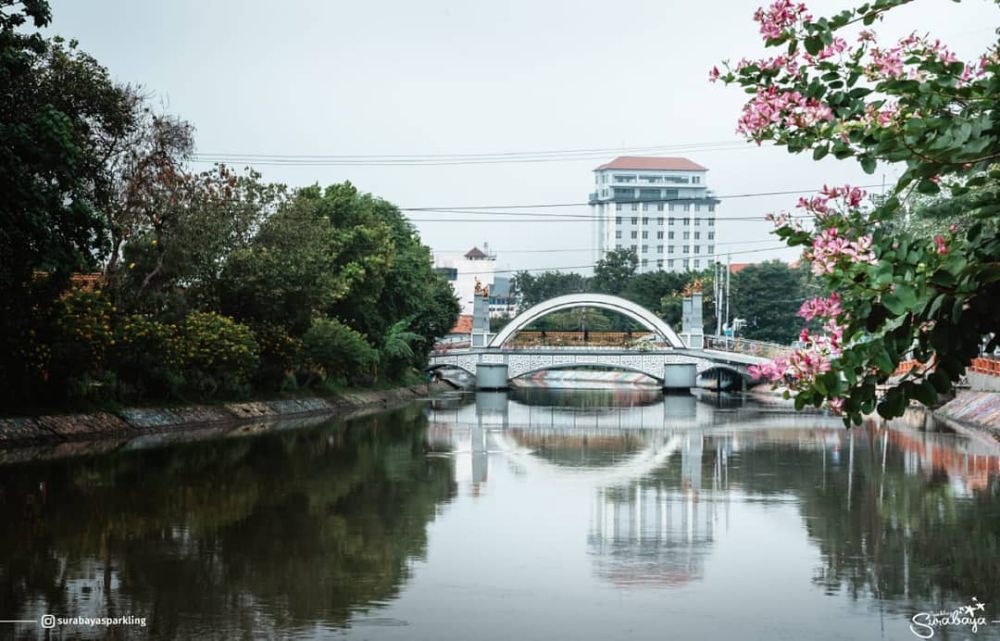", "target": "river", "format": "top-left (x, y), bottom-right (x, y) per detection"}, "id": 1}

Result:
top-left (1, 388), bottom-right (999, 640)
